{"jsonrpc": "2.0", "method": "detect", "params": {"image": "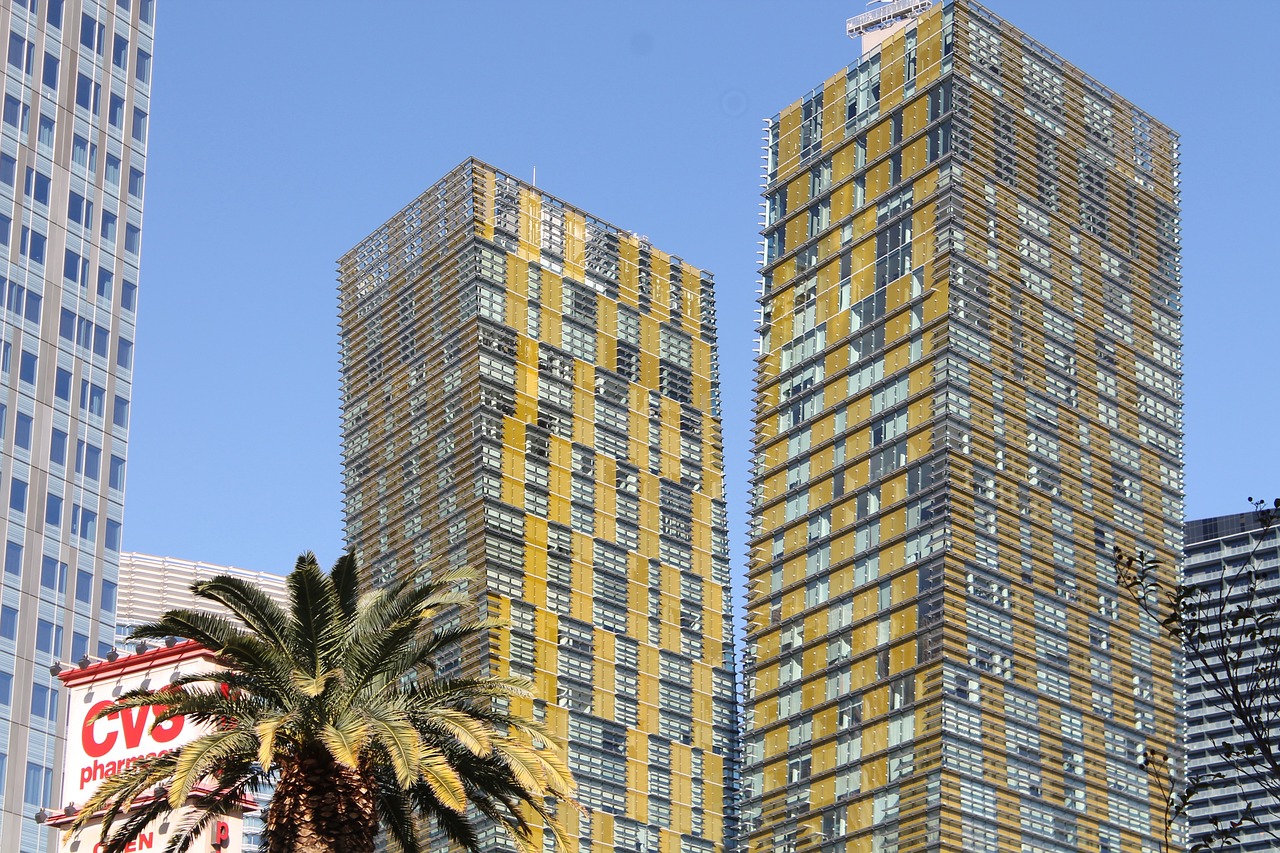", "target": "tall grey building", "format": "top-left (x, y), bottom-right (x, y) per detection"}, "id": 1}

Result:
top-left (0, 1), bottom-right (154, 849)
top-left (1184, 511), bottom-right (1280, 852)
